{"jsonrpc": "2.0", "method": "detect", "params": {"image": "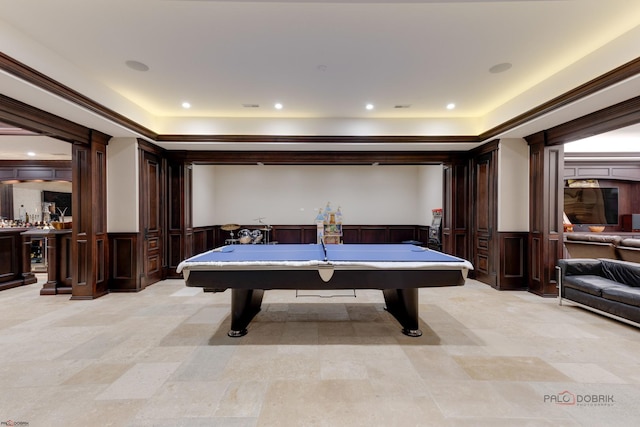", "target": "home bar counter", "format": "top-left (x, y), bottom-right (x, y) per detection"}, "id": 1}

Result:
top-left (0, 227), bottom-right (36, 291)
top-left (21, 228), bottom-right (73, 295)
